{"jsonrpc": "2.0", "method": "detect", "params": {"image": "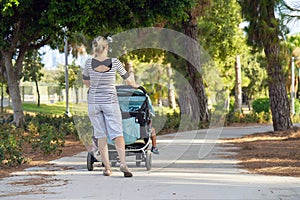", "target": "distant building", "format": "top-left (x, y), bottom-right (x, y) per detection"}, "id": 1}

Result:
top-left (39, 45), bottom-right (88, 70)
